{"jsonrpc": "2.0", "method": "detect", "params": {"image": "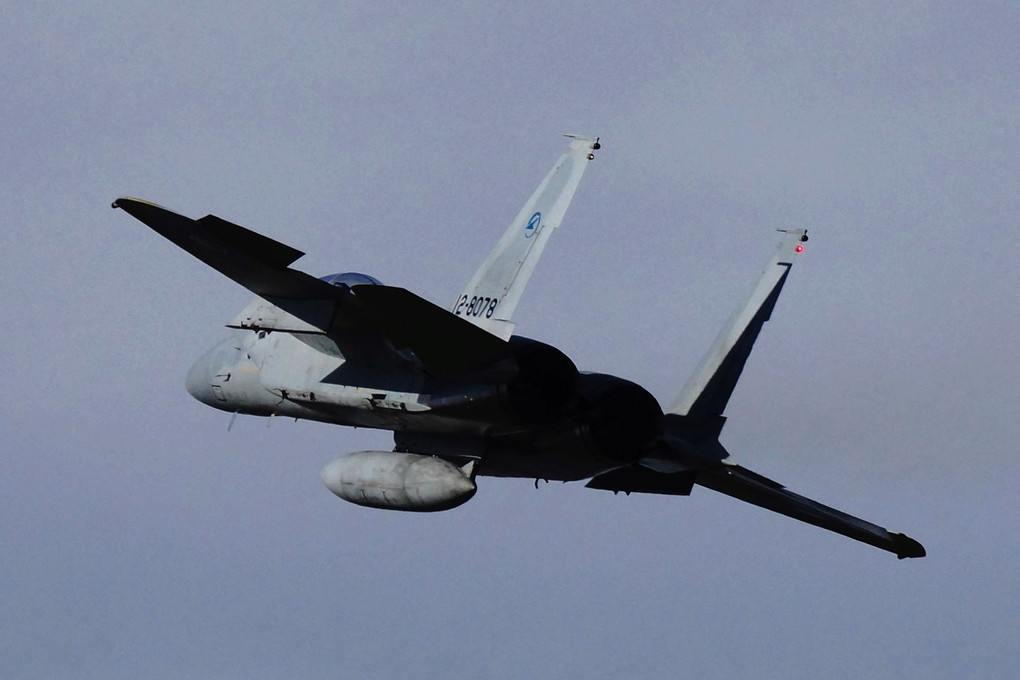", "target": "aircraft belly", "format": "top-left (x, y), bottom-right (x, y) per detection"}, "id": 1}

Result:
top-left (392, 430), bottom-right (621, 482)
top-left (264, 396), bottom-right (495, 435)
top-left (474, 448), bottom-right (615, 481)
